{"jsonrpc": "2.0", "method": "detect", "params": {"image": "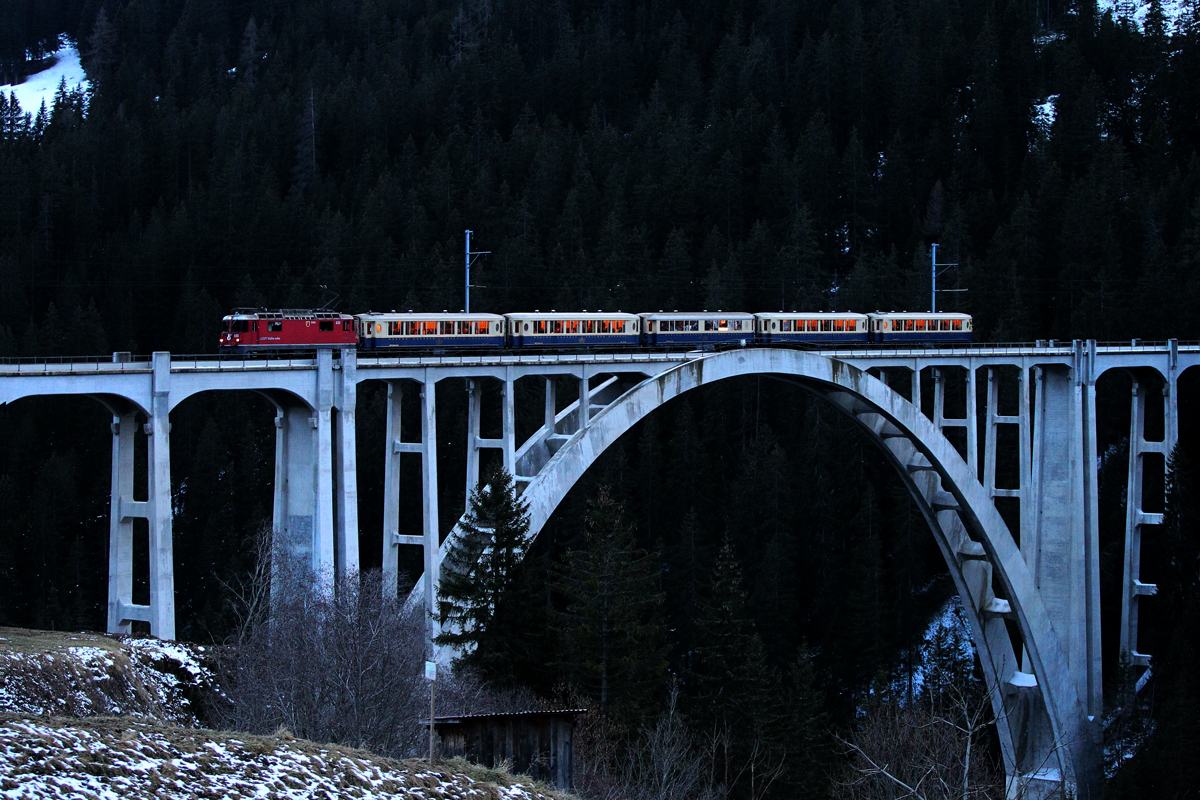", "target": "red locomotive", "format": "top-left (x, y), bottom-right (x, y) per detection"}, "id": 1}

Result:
top-left (219, 309), bottom-right (356, 353)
